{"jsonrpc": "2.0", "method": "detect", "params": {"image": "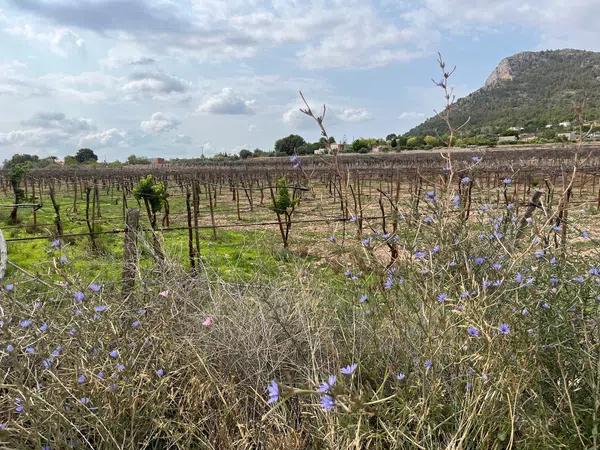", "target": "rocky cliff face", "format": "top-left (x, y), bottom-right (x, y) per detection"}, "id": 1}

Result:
top-left (484, 57), bottom-right (513, 88)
